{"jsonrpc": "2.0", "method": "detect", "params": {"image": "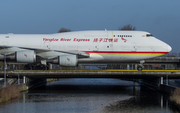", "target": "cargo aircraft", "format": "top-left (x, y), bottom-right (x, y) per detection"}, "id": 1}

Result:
top-left (0, 30), bottom-right (171, 70)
